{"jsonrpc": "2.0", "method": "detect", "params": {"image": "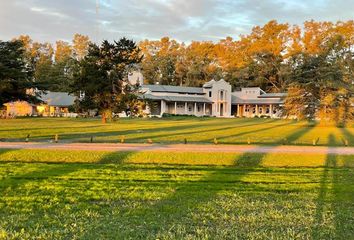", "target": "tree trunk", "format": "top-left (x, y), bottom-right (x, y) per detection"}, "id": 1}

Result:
top-left (101, 112), bottom-right (106, 124)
